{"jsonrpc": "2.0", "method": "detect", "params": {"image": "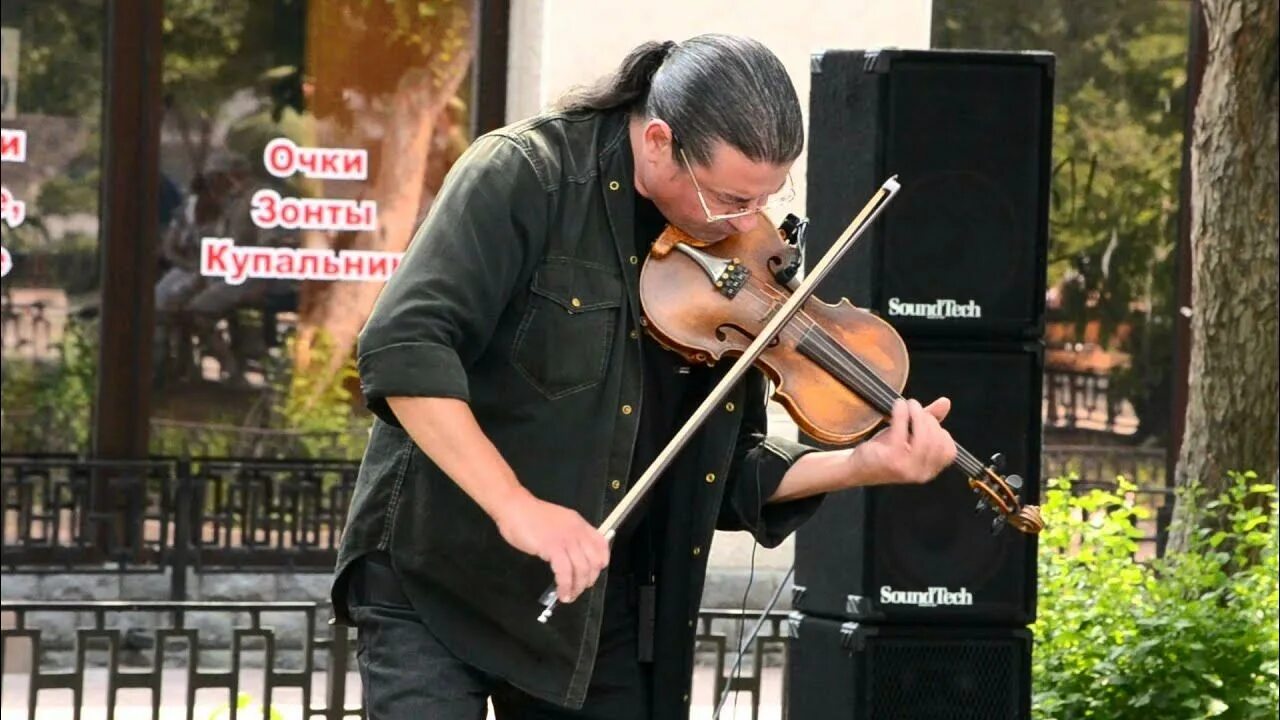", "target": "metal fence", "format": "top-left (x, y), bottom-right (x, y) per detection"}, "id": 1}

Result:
top-left (1, 456), bottom-right (359, 595)
top-left (1043, 368), bottom-right (1138, 436)
top-left (1043, 444), bottom-right (1173, 557)
top-left (0, 601), bottom-right (787, 720)
top-left (1, 601), bottom-right (359, 720)
top-left (3, 448), bottom-right (1173, 584)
